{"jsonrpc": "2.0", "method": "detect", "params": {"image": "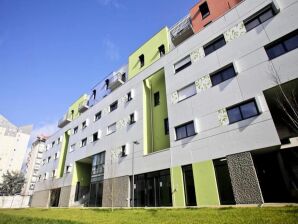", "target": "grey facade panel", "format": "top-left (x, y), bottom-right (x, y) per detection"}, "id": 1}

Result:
top-left (31, 190), bottom-right (50, 207)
